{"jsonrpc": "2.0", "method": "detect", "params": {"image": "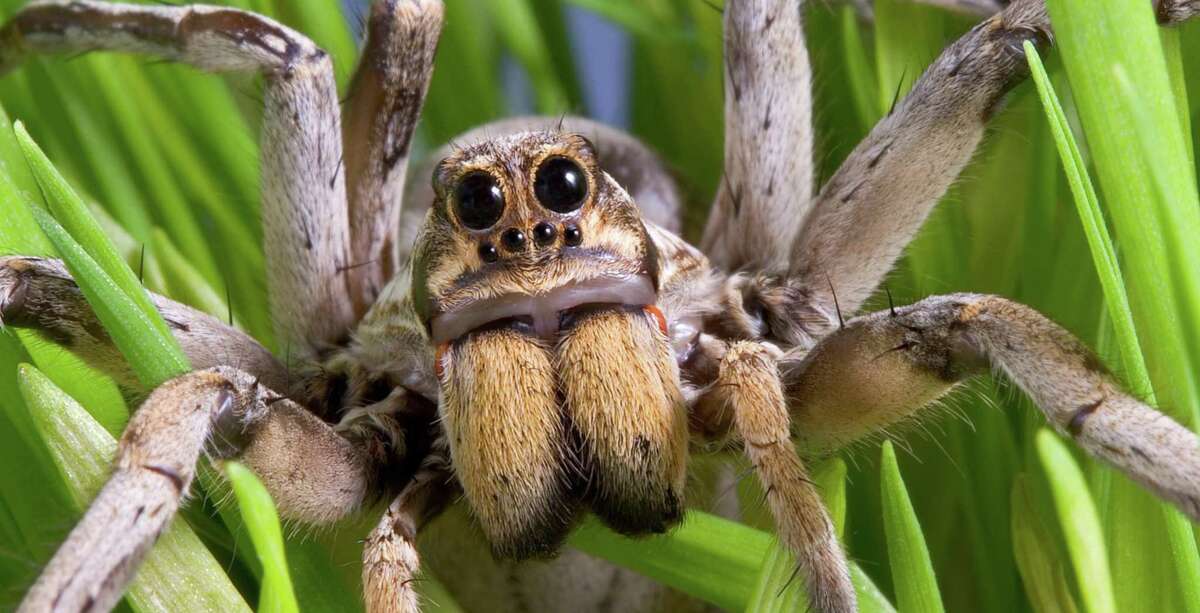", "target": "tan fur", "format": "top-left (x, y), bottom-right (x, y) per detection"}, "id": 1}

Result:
top-left (783, 310), bottom-right (965, 454)
top-left (363, 466), bottom-right (449, 613)
top-left (557, 308), bottom-right (688, 533)
top-left (715, 341), bottom-right (854, 613)
top-left (439, 329), bottom-right (575, 555)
